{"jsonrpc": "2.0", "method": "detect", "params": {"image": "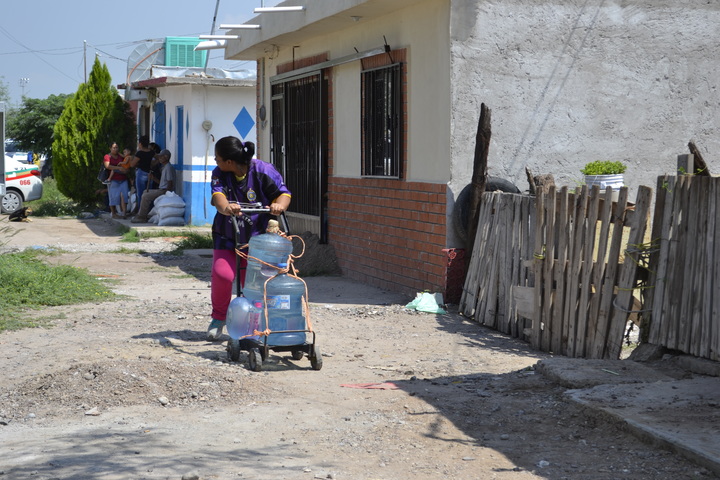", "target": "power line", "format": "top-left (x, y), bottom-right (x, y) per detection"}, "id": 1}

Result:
top-left (0, 24), bottom-right (80, 83)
